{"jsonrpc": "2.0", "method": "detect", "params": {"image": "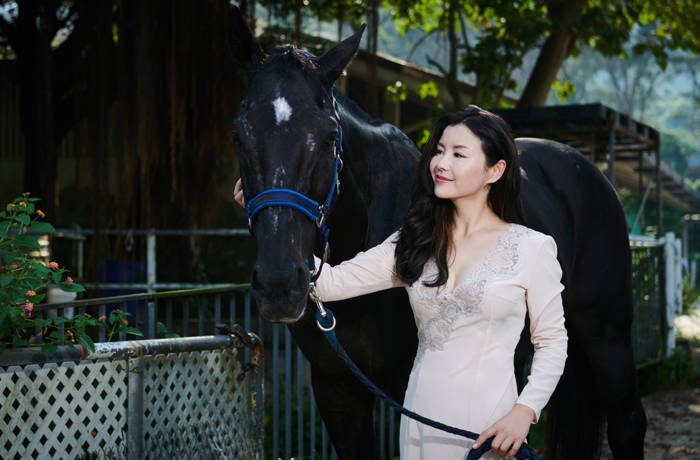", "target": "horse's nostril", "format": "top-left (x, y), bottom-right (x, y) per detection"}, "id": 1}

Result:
top-left (296, 265), bottom-right (306, 284)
